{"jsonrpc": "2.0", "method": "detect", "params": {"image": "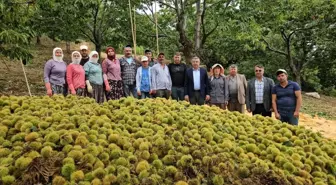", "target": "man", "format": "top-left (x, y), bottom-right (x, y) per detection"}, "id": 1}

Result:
top-left (226, 64), bottom-right (247, 113)
top-left (272, 69), bottom-right (302, 125)
top-left (151, 53), bottom-right (172, 99)
top-left (119, 45), bottom-right (139, 98)
top-left (184, 57), bottom-right (210, 105)
top-left (136, 56), bottom-right (152, 99)
top-left (79, 45), bottom-right (90, 66)
top-left (246, 65), bottom-right (275, 117)
top-left (168, 52), bottom-right (187, 101)
top-left (145, 49), bottom-right (157, 67)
